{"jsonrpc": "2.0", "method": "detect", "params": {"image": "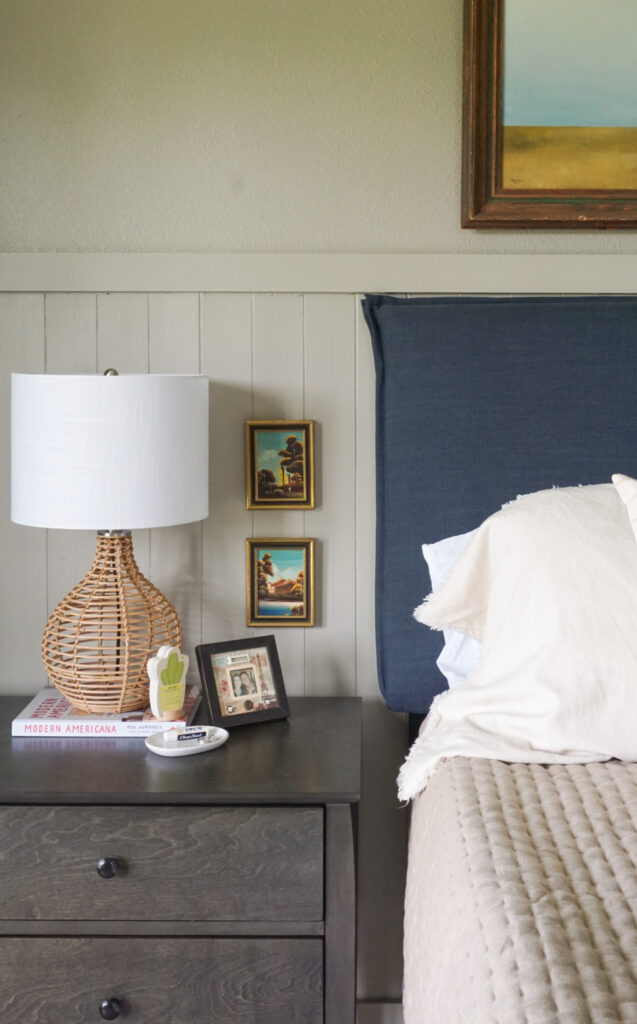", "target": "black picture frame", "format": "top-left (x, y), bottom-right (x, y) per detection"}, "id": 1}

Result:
top-left (195, 635), bottom-right (289, 728)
